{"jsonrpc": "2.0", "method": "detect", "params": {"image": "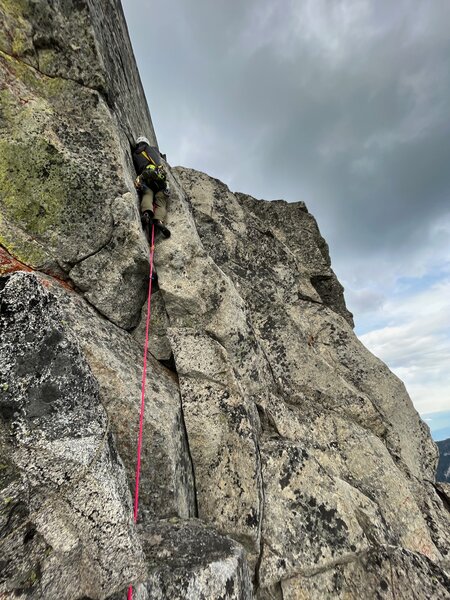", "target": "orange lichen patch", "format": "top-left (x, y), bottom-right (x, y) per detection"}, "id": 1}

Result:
top-left (40, 274), bottom-right (74, 292)
top-left (0, 245), bottom-right (33, 275)
top-left (0, 245), bottom-right (74, 292)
